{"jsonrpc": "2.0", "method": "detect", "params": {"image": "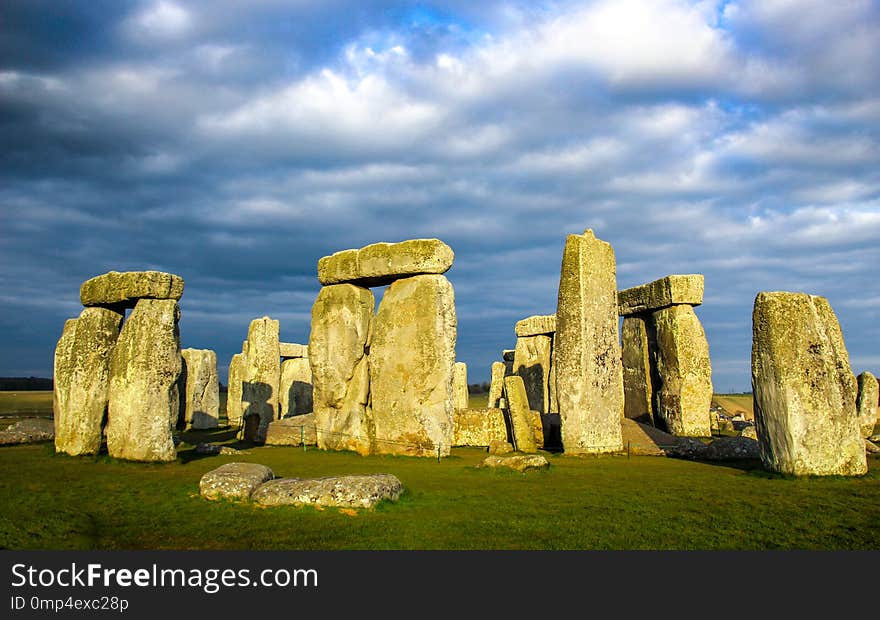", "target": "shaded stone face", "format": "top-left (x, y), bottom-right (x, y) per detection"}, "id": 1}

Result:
top-left (617, 274), bottom-right (704, 316)
top-left (80, 271), bottom-right (184, 308)
top-left (264, 413), bottom-right (317, 446)
top-left (226, 352), bottom-right (246, 427)
top-left (652, 305), bottom-right (713, 437)
top-left (555, 229), bottom-right (623, 454)
top-left (179, 349), bottom-right (219, 430)
top-left (370, 274), bottom-right (456, 457)
top-left (514, 314), bottom-right (556, 337)
top-left (309, 284), bottom-right (374, 455)
top-left (453, 362), bottom-right (469, 410)
top-left (751, 292), bottom-right (866, 476)
top-left (502, 349), bottom-right (516, 362)
top-left (106, 299), bottom-right (181, 462)
top-left (856, 371), bottom-right (878, 439)
top-left (487, 361), bottom-right (506, 409)
top-left (513, 334), bottom-right (552, 414)
top-left (242, 317), bottom-right (280, 442)
top-left (452, 407), bottom-right (508, 447)
top-left (503, 375), bottom-right (538, 453)
top-left (318, 239), bottom-right (454, 287)
top-left (621, 315), bottom-right (655, 423)
top-left (280, 357), bottom-right (313, 417)
top-left (54, 308), bottom-right (123, 456)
